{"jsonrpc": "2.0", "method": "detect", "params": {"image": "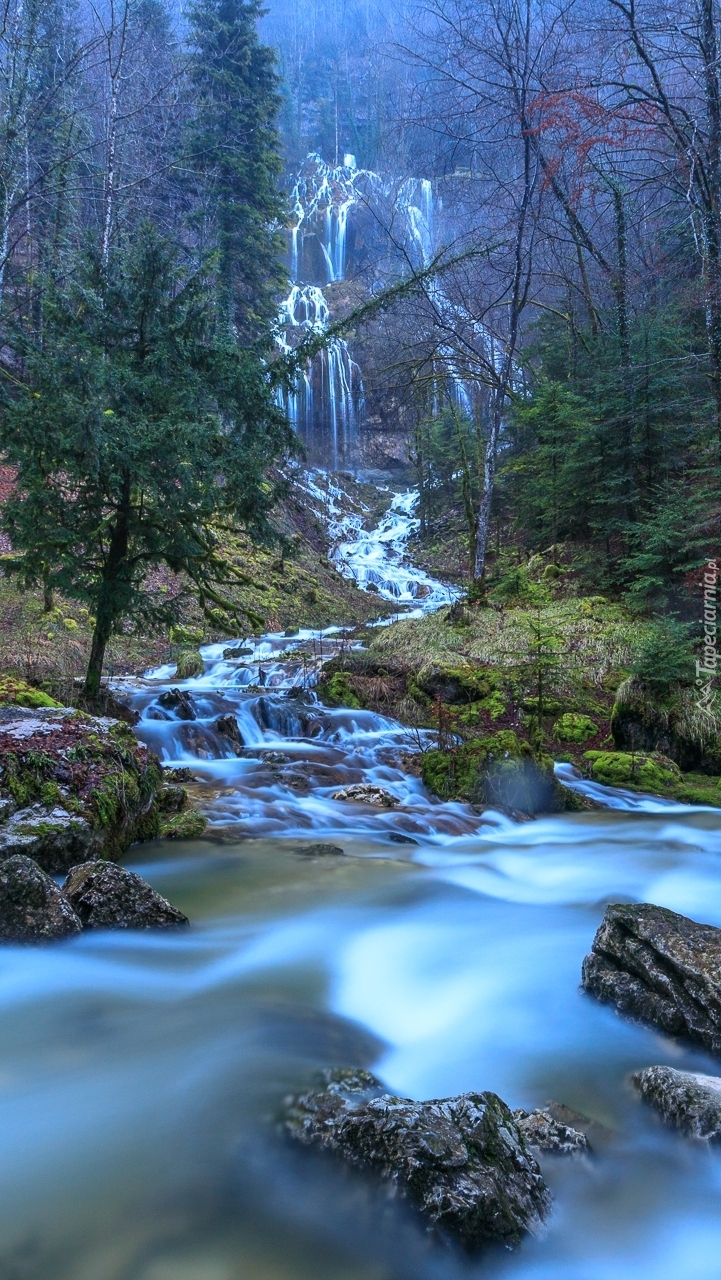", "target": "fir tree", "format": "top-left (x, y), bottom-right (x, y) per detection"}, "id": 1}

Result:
top-left (0, 225), bottom-right (294, 696)
top-left (185, 0), bottom-right (287, 339)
